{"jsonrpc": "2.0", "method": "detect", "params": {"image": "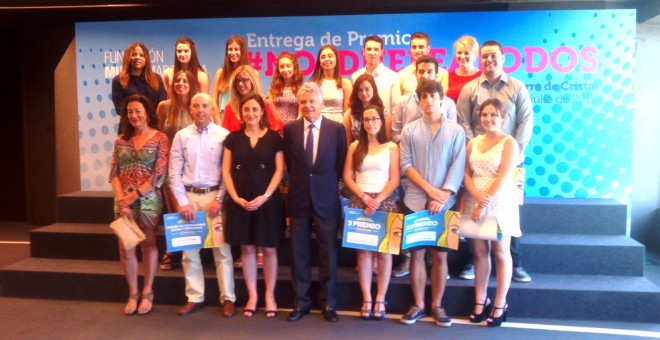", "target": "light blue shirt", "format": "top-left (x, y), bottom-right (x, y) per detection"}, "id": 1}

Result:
top-left (168, 122), bottom-right (230, 206)
top-left (400, 117), bottom-right (466, 212)
top-left (391, 92), bottom-right (457, 143)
